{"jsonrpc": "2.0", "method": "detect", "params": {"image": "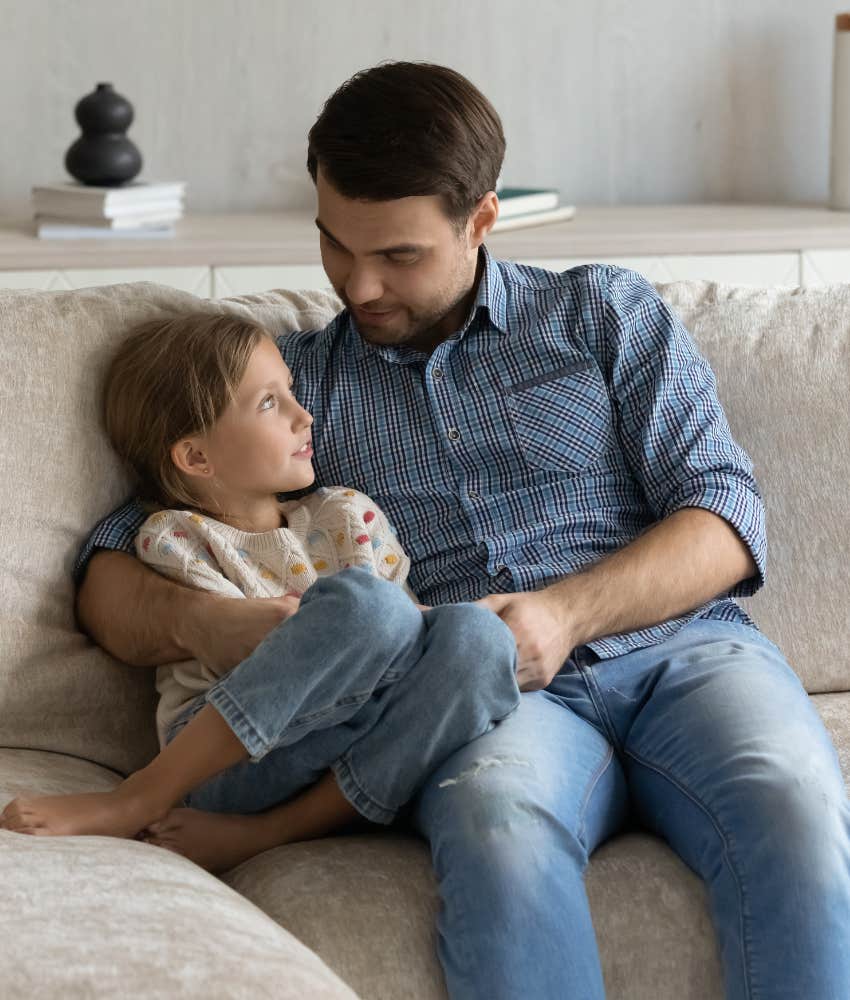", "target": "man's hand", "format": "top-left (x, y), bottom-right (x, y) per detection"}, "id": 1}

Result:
top-left (182, 593), bottom-right (301, 676)
top-left (475, 590), bottom-right (574, 692)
